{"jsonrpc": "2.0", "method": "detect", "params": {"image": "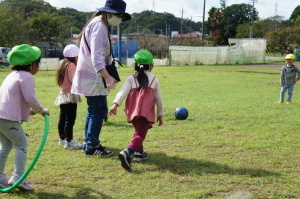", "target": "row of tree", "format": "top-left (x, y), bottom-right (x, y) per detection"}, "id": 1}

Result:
top-left (0, 0), bottom-right (299, 51)
top-left (0, 0), bottom-right (201, 48)
top-left (206, 1), bottom-right (300, 51)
